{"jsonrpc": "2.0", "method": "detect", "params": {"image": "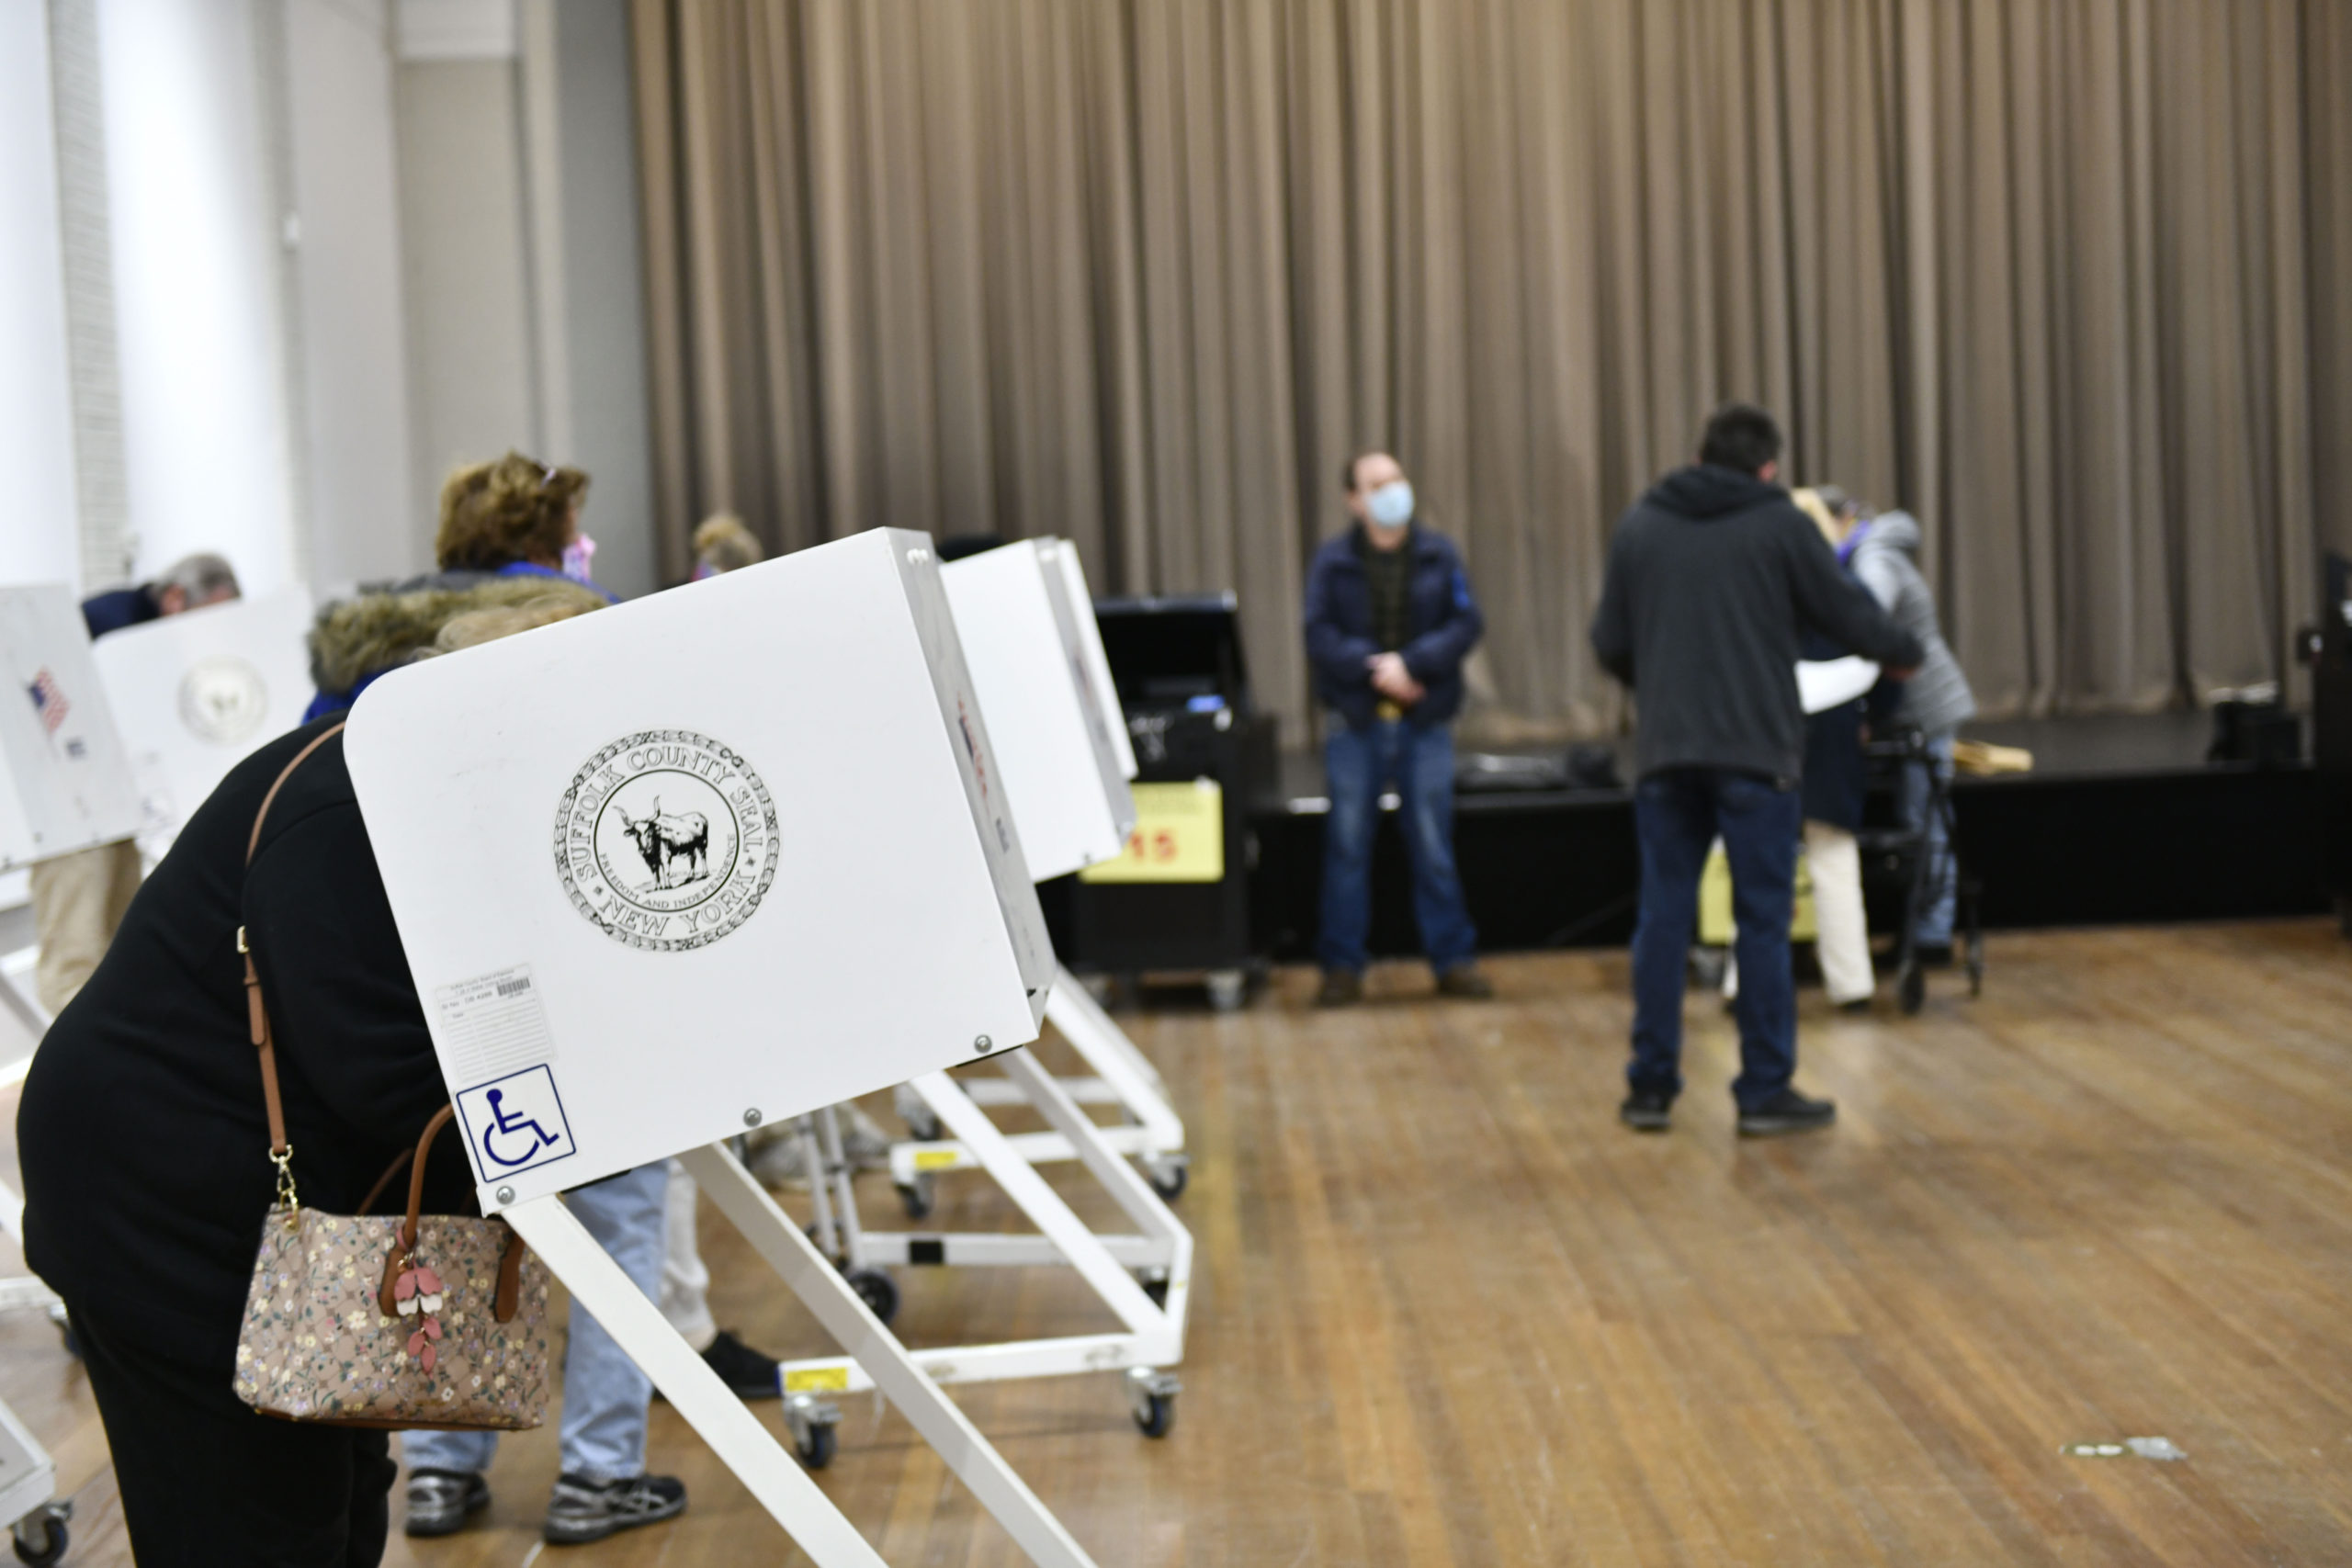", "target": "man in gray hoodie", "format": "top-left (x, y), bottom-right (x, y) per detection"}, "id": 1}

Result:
top-left (1843, 502), bottom-right (1976, 955)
